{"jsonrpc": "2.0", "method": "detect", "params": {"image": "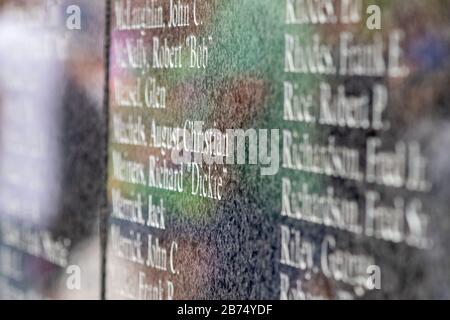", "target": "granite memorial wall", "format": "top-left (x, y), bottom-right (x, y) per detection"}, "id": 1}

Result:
top-left (1, 0), bottom-right (450, 300)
